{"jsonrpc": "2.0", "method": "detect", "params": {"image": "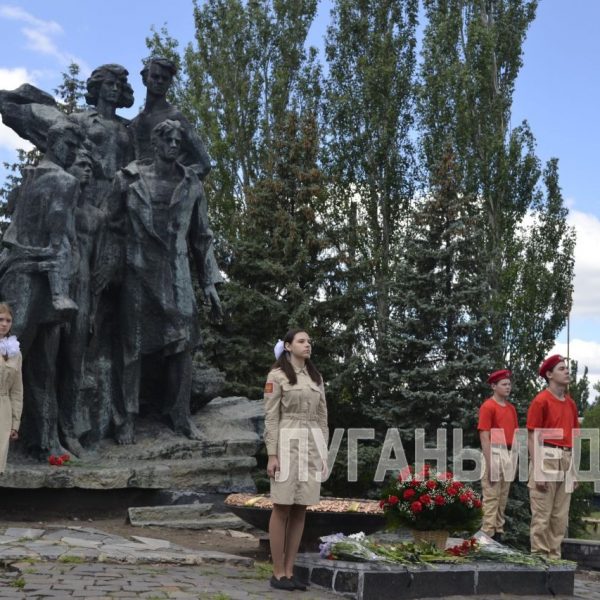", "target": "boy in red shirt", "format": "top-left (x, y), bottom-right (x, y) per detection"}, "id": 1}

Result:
top-left (527, 354), bottom-right (579, 558)
top-left (478, 369), bottom-right (519, 542)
